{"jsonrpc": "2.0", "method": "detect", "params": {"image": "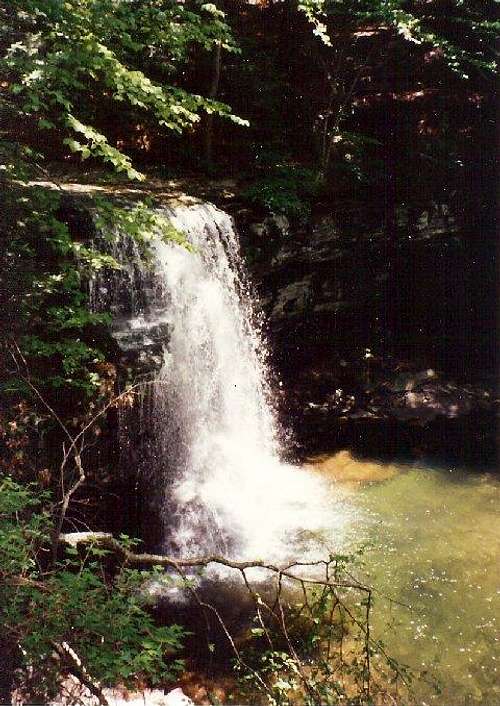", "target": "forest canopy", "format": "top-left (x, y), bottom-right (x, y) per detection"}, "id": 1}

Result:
top-left (1, 0), bottom-right (496, 181)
